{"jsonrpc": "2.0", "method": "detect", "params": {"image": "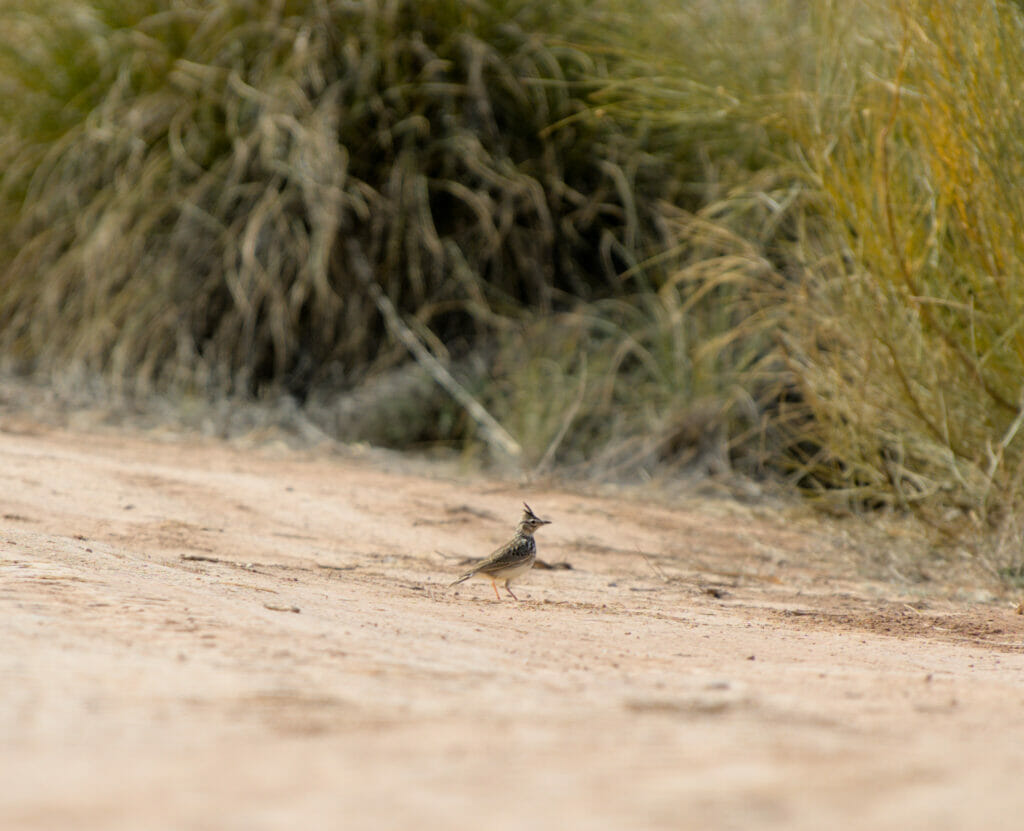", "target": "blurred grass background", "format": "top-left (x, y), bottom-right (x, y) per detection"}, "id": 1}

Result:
top-left (4, 0), bottom-right (1024, 577)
